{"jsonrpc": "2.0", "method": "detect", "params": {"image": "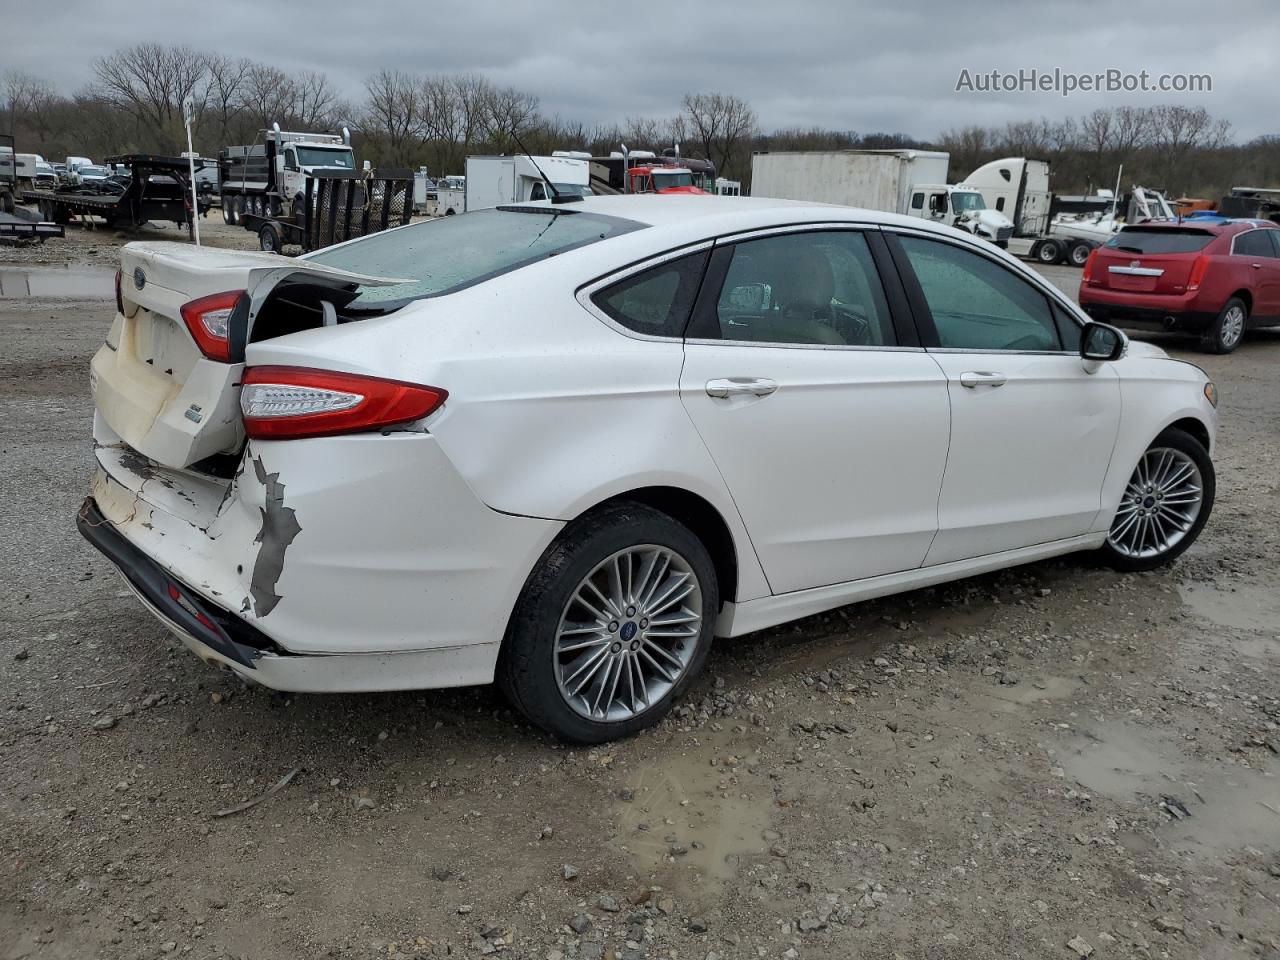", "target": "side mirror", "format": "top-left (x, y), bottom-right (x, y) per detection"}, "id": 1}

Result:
top-left (1080, 321), bottom-right (1127, 362)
